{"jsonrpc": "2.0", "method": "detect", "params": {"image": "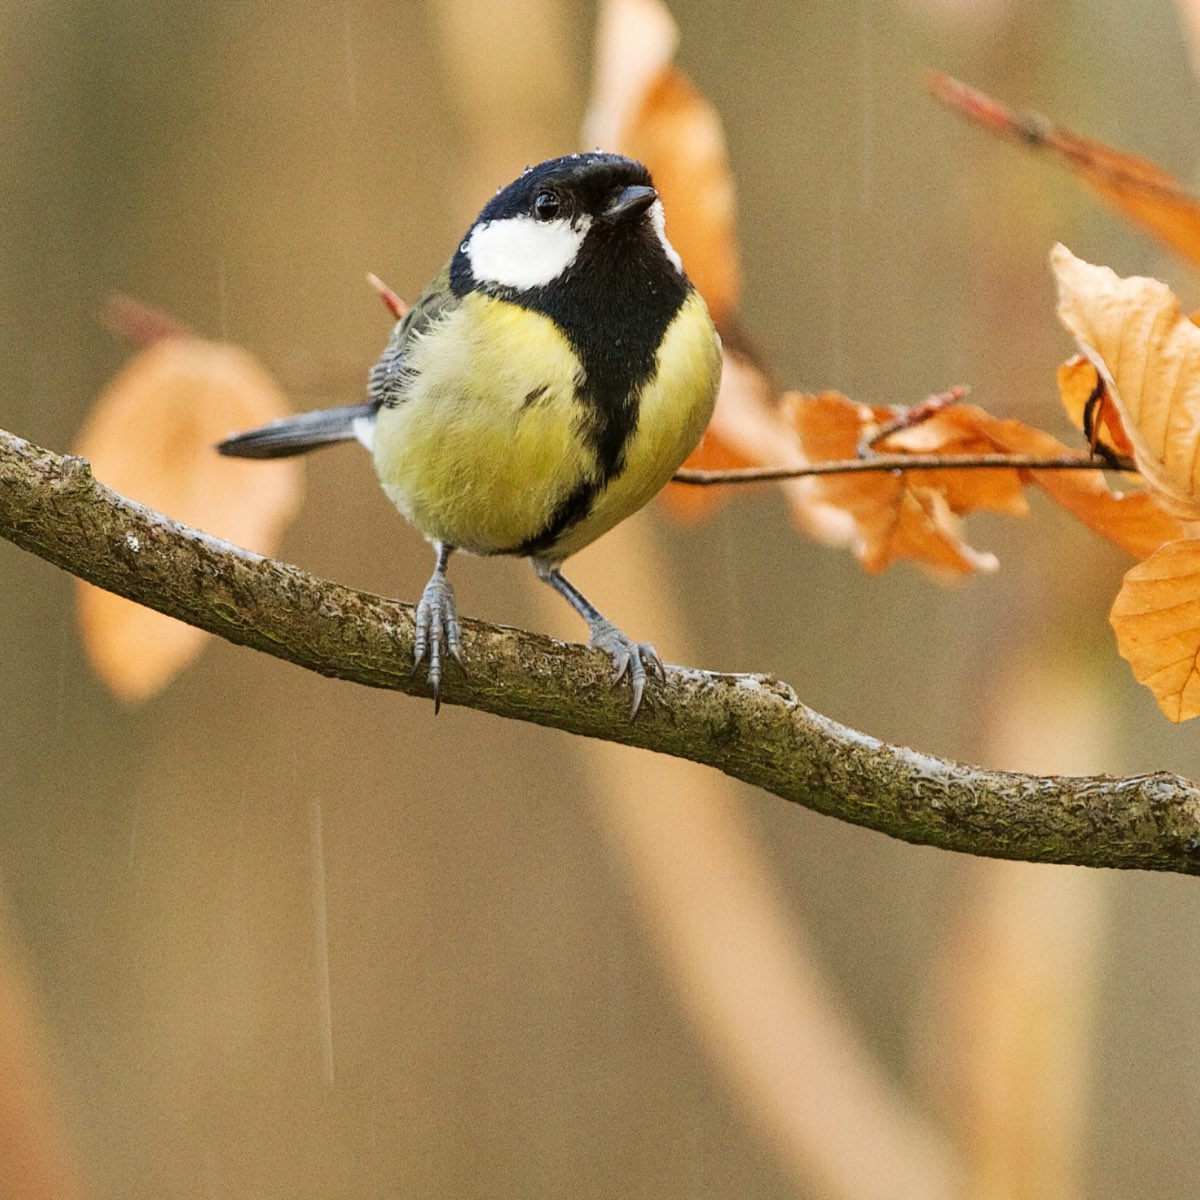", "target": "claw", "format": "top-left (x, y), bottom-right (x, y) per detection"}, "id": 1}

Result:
top-left (588, 619), bottom-right (663, 718)
top-left (531, 561), bottom-right (665, 719)
top-left (642, 643), bottom-right (666, 683)
top-left (413, 571), bottom-right (463, 712)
